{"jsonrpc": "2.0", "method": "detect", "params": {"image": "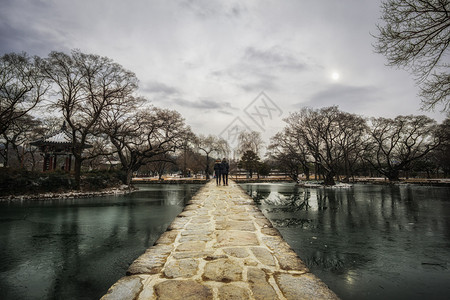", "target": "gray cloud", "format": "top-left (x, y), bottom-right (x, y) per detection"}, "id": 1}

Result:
top-left (141, 81), bottom-right (180, 96)
top-left (238, 73), bottom-right (279, 93)
top-left (171, 98), bottom-right (236, 111)
top-left (177, 0), bottom-right (246, 19)
top-left (211, 67), bottom-right (279, 93)
top-left (300, 84), bottom-right (384, 113)
top-left (210, 46), bottom-right (311, 93)
top-left (218, 110), bottom-right (234, 116)
top-left (243, 47), bottom-right (308, 71)
top-left (0, 0), bottom-right (71, 56)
